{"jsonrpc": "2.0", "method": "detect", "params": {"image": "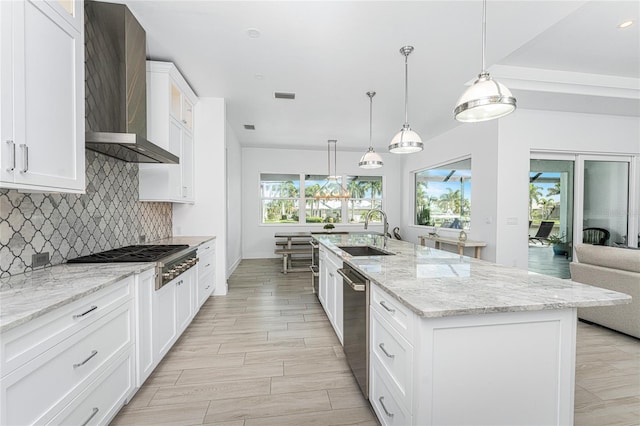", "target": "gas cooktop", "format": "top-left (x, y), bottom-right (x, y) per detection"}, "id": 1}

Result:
top-left (67, 245), bottom-right (190, 263)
